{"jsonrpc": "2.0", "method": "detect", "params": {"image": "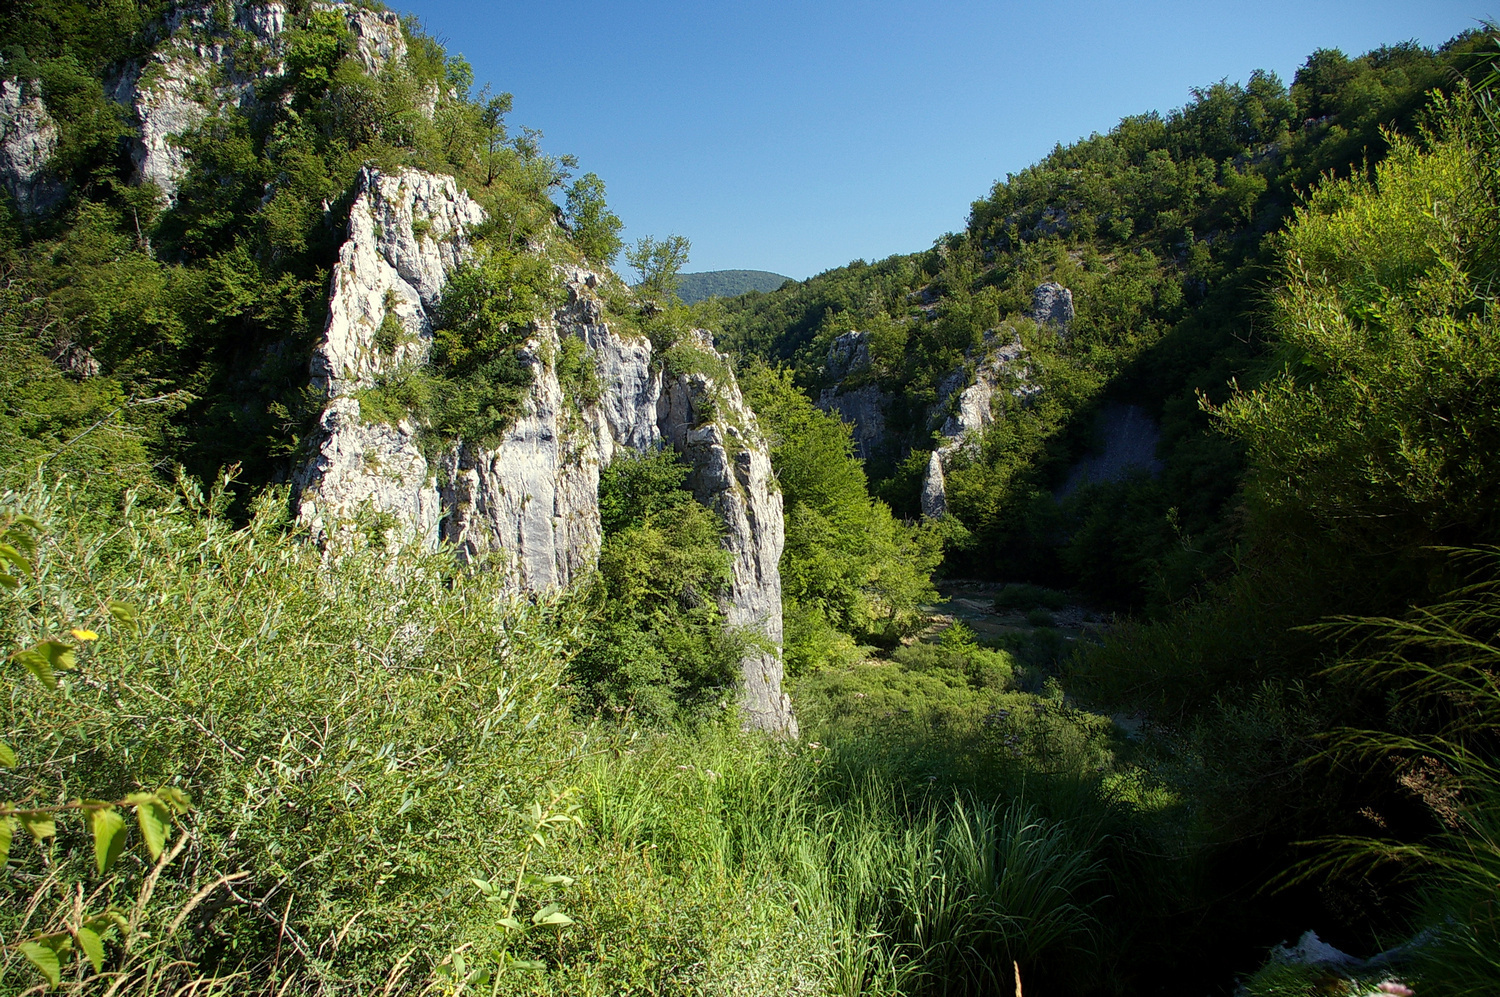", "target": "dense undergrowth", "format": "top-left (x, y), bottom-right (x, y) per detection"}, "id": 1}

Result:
top-left (0, 473), bottom-right (1191, 996)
